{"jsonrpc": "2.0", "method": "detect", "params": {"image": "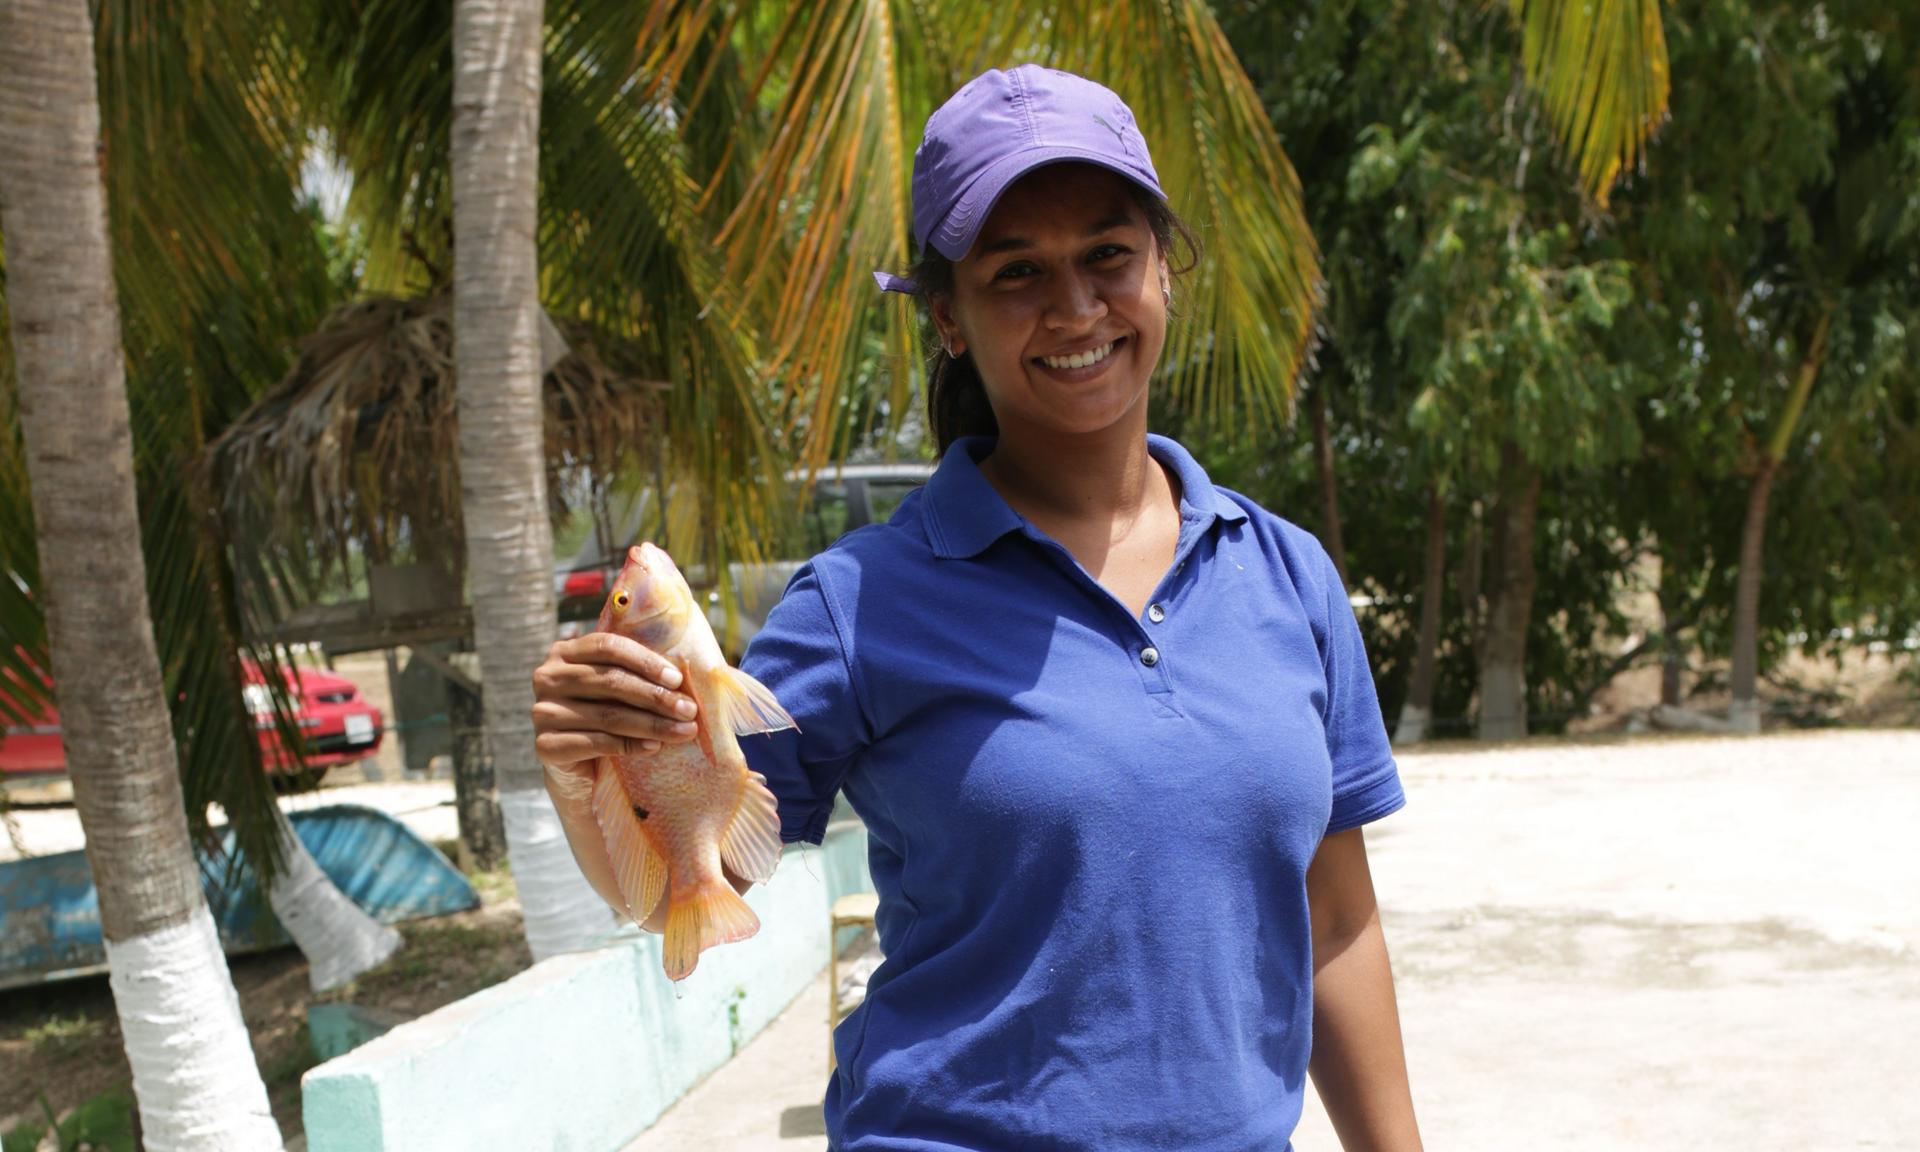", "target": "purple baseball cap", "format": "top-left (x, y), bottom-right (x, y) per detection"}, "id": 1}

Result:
top-left (873, 65), bottom-right (1165, 294)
